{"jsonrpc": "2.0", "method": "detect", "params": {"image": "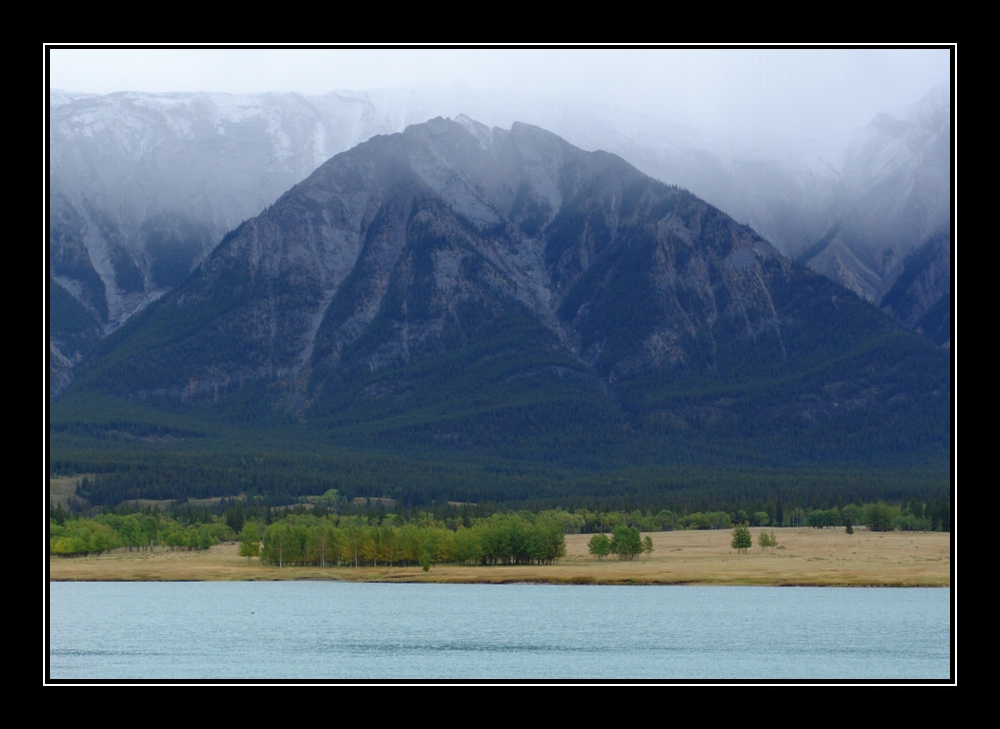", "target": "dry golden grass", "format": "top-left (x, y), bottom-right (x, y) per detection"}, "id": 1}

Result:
top-left (49, 475), bottom-right (91, 509)
top-left (49, 527), bottom-right (950, 586)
